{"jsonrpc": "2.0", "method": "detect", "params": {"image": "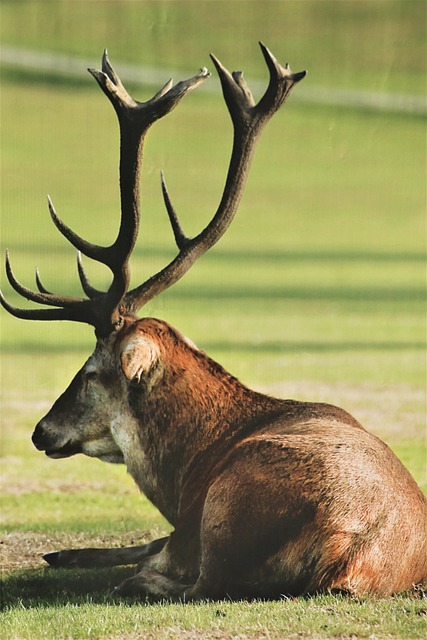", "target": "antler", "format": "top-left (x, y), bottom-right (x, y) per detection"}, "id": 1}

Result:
top-left (1, 43), bottom-right (305, 336)
top-left (1, 51), bottom-right (209, 337)
top-left (123, 42), bottom-right (306, 313)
